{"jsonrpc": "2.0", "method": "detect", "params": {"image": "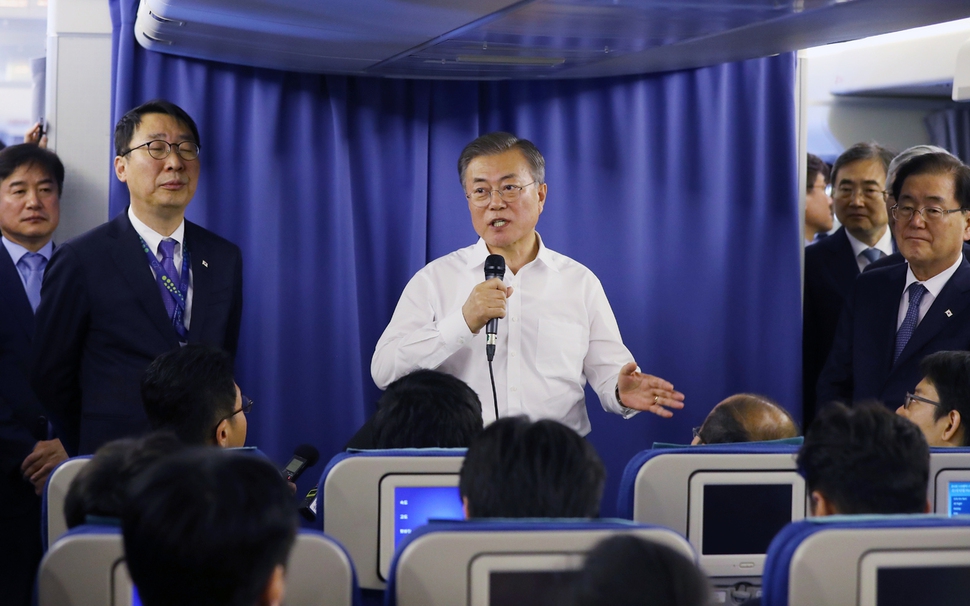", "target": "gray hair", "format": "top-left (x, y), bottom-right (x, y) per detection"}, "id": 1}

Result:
top-left (457, 132), bottom-right (545, 187)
